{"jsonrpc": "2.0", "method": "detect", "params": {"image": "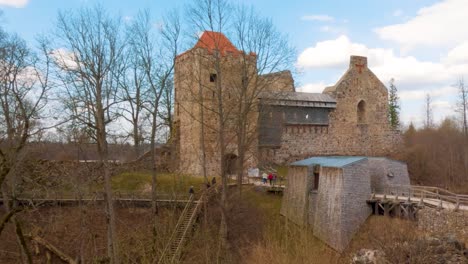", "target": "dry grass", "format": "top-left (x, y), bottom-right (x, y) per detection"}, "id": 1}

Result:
top-left (0, 206), bottom-right (181, 263)
top-left (111, 172), bottom-right (207, 193)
